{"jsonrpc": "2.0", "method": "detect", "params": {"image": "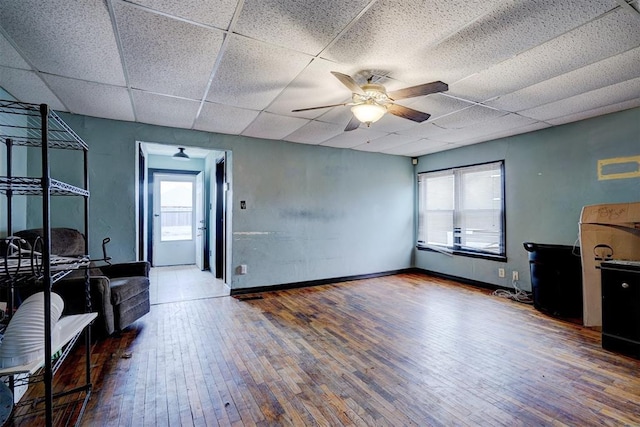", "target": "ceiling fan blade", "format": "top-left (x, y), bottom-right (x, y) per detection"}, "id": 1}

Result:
top-left (331, 71), bottom-right (365, 95)
top-left (292, 103), bottom-right (347, 113)
top-left (387, 81), bottom-right (448, 100)
top-left (344, 115), bottom-right (360, 131)
top-left (387, 104), bottom-right (431, 122)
